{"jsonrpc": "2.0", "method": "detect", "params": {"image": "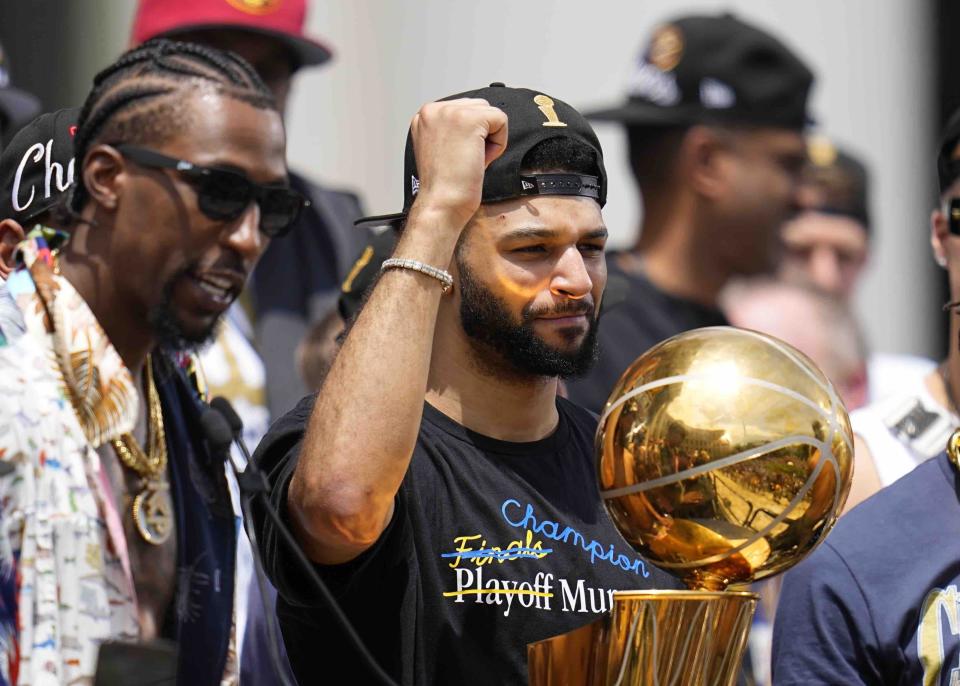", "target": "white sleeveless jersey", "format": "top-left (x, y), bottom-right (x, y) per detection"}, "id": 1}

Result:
top-left (852, 372), bottom-right (957, 486)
